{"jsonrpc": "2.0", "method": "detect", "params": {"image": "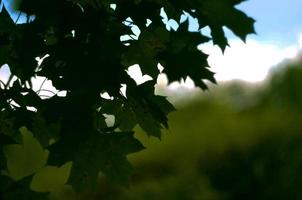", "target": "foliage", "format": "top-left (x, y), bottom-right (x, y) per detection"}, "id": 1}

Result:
top-left (260, 57), bottom-right (302, 111)
top-left (0, 0), bottom-right (254, 199)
